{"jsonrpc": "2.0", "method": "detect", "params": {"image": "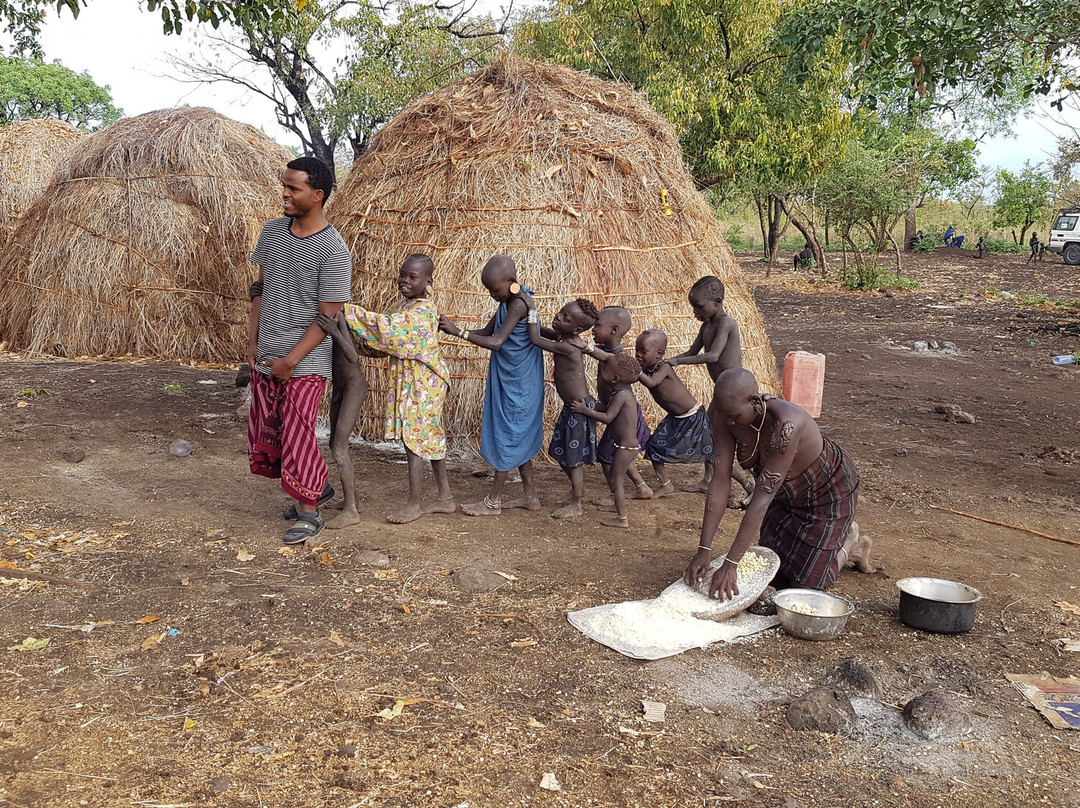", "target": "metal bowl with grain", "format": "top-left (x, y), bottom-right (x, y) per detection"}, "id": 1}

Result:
top-left (774, 588), bottom-right (855, 641)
